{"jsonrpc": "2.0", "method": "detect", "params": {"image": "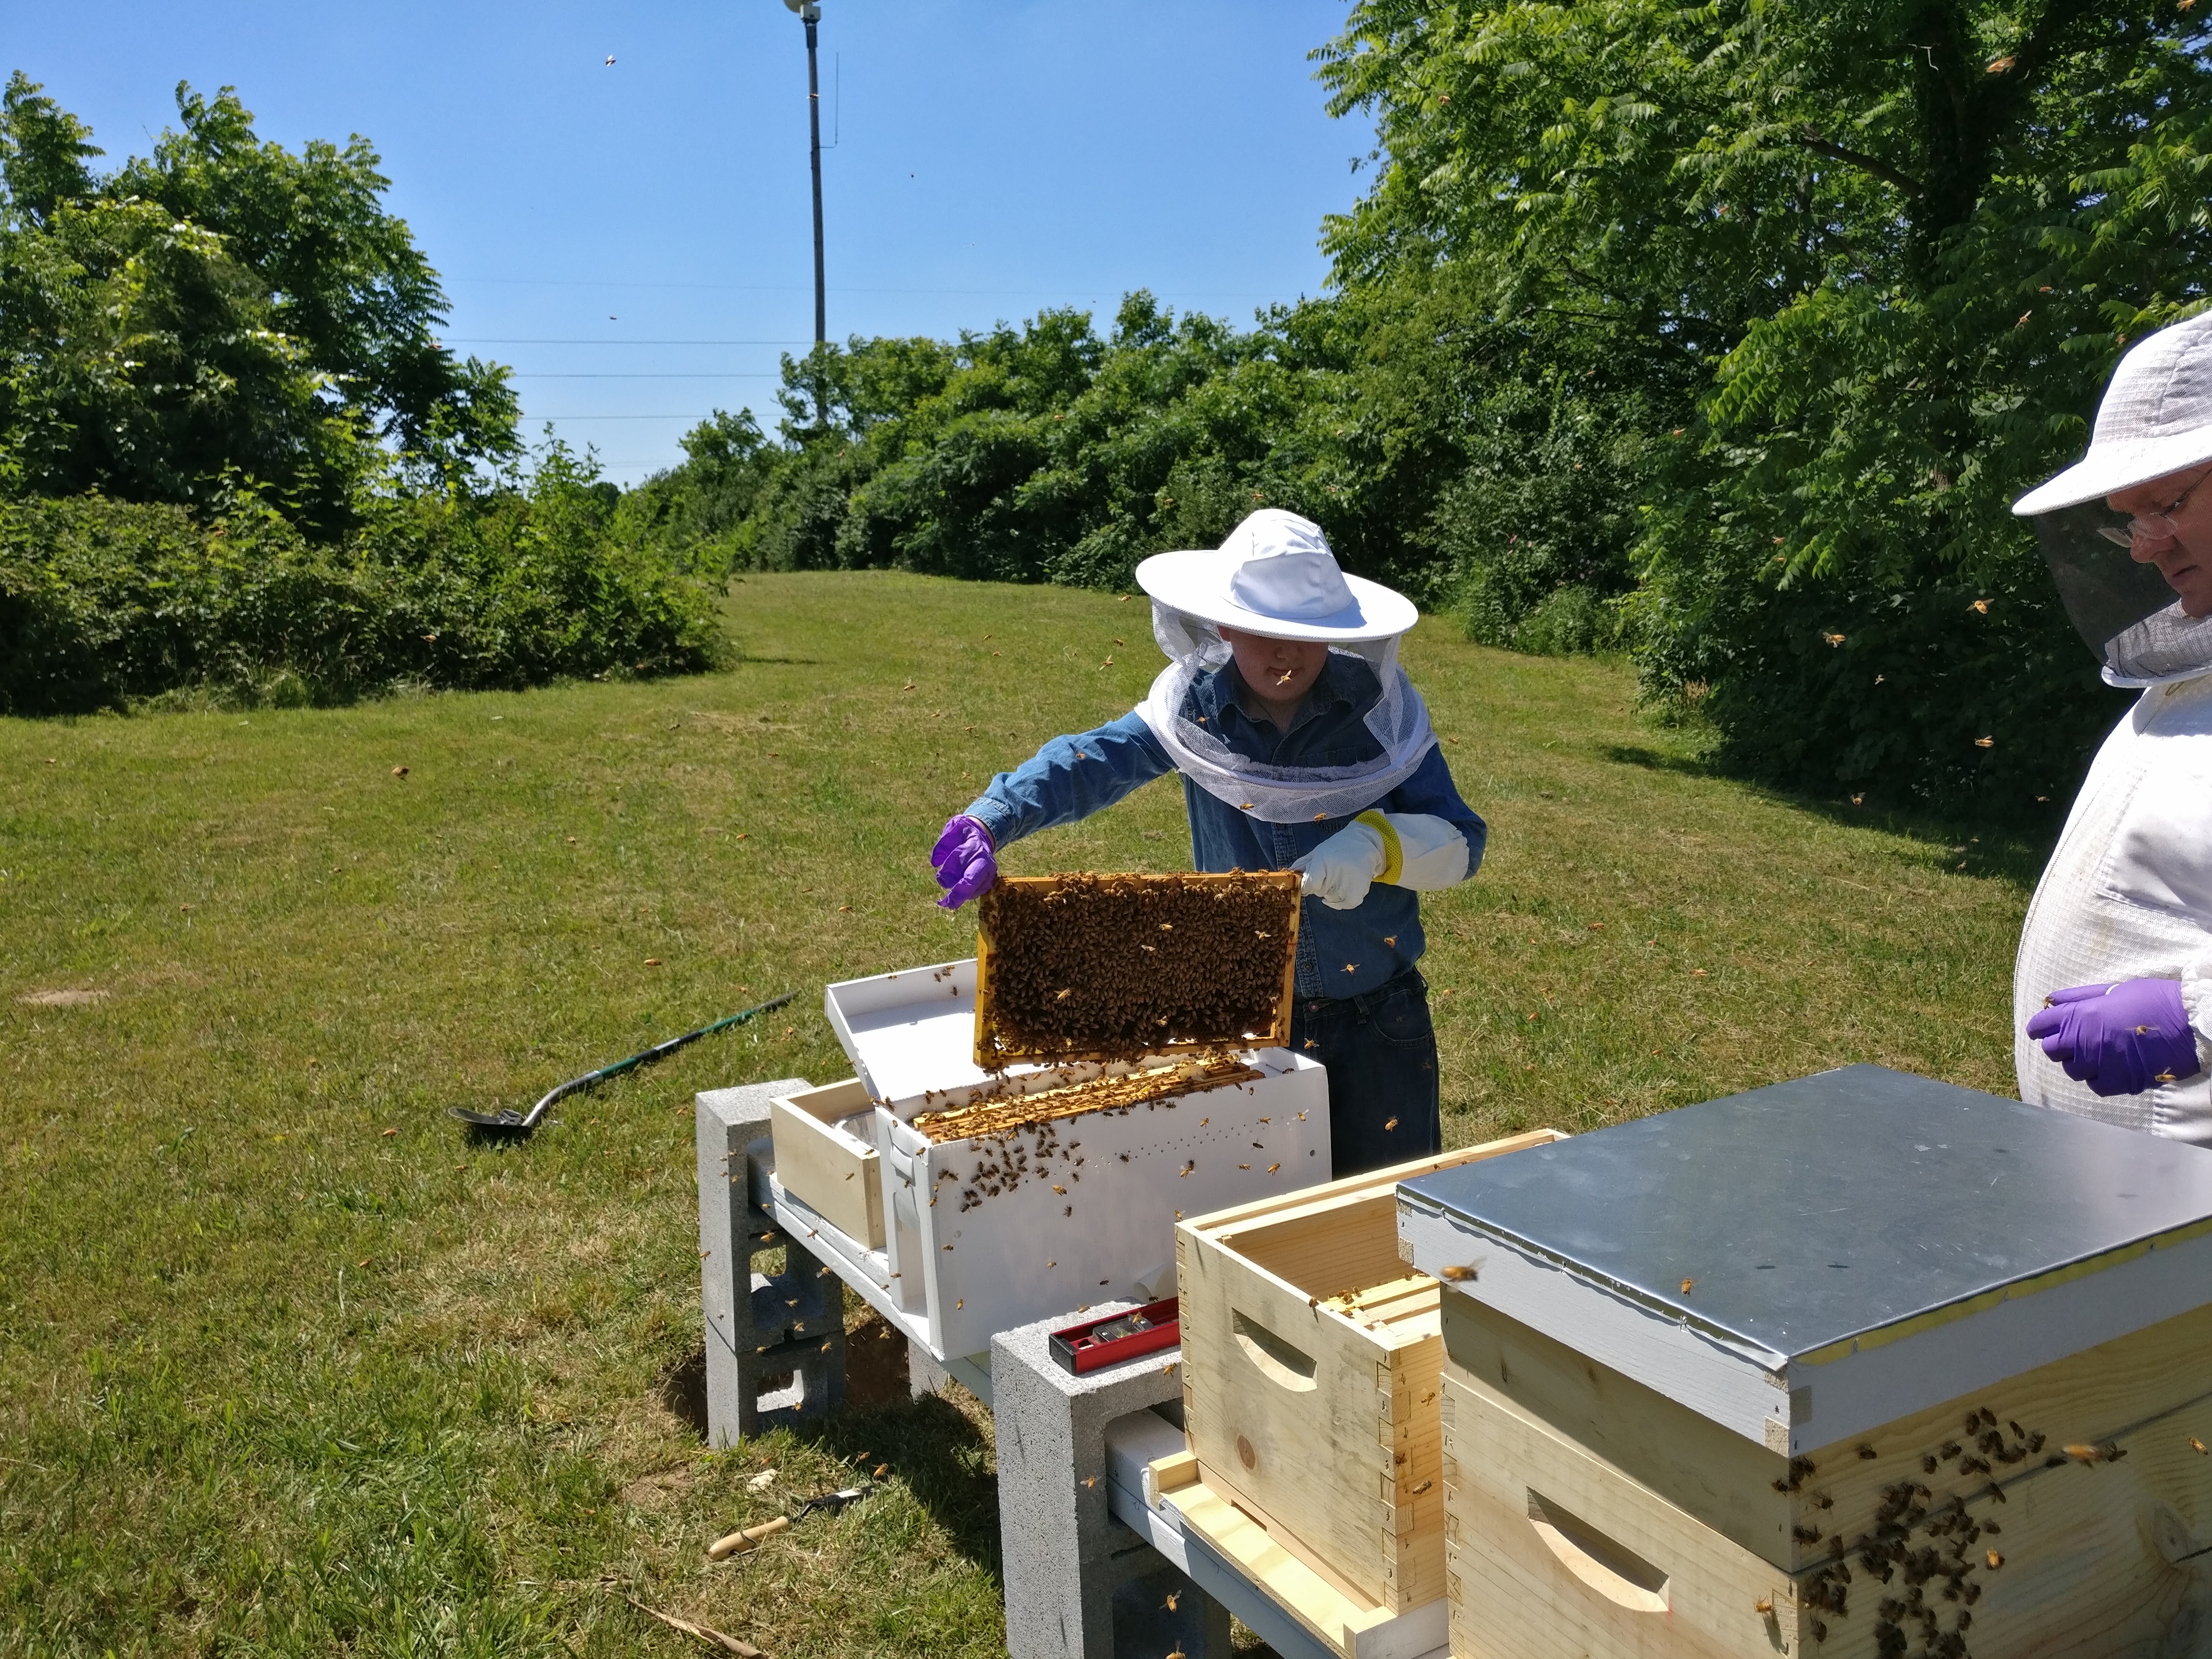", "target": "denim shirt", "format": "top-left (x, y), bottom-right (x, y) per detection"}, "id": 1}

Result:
top-left (963, 655), bottom-right (1486, 1000)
